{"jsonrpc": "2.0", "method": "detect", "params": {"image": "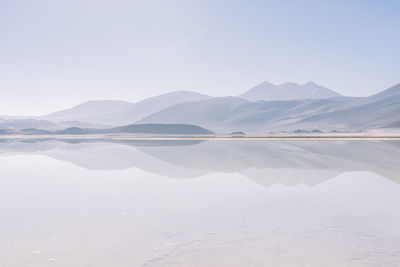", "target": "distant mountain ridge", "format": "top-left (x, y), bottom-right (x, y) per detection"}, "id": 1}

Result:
top-left (139, 84), bottom-right (400, 132)
top-left (0, 123), bottom-right (214, 135)
top-left (0, 117), bottom-right (111, 130)
top-left (0, 118), bottom-right (59, 129)
top-left (56, 124), bottom-right (213, 135)
top-left (43, 91), bottom-right (211, 126)
top-left (1, 81), bottom-right (400, 133)
top-left (239, 81), bottom-right (341, 101)
top-left (40, 81), bottom-right (340, 127)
